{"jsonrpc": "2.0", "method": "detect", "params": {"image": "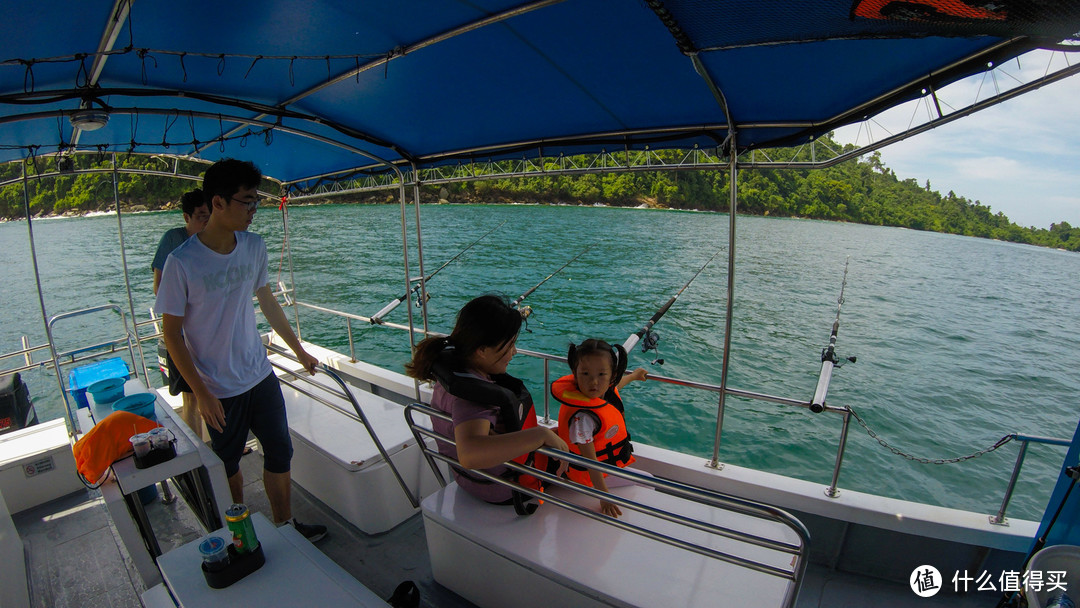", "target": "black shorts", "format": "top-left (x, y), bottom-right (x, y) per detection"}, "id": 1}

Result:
top-left (165, 350), bottom-right (192, 396)
top-left (207, 373), bottom-right (293, 477)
